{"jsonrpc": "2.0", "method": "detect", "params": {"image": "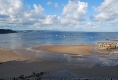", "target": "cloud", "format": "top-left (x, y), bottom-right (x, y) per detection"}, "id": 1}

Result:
top-left (0, 0), bottom-right (23, 26)
top-left (0, 14), bottom-right (9, 18)
top-left (0, 0), bottom-right (45, 29)
top-left (0, 0), bottom-right (89, 31)
top-left (24, 4), bottom-right (44, 18)
top-left (95, 0), bottom-right (118, 23)
top-left (54, 2), bottom-right (58, 9)
top-left (62, 0), bottom-right (88, 21)
top-left (25, 0), bottom-right (88, 31)
top-left (0, 0), bottom-right (23, 16)
top-left (82, 0), bottom-right (118, 32)
top-left (46, 1), bottom-right (58, 9)
top-left (38, 15), bottom-right (60, 27)
top-left (40, 15), bottom-right (55, 25)
top-left (59, 0), bottom-right (88, 28)
top-left (46, 1), bottom-right (52, 6)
